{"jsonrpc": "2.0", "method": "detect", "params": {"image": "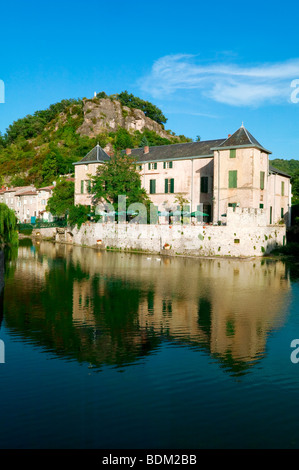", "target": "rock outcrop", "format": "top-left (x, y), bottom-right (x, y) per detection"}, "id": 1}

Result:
top-left (76, 98), bottom-right (171, 140)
